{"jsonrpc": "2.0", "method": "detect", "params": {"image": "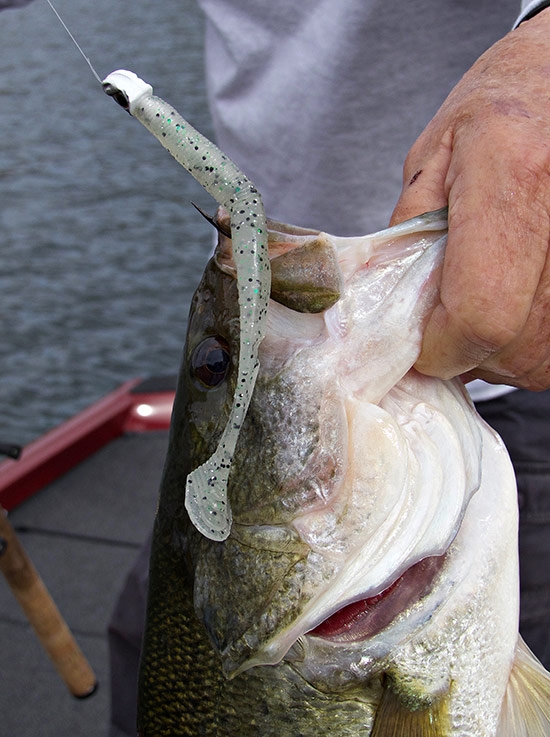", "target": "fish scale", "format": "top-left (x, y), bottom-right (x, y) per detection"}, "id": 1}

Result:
top-left (139, 535), bottom-right (446, 736)
top-left (139, 525), bottom-right (383, 735)
top-left (138, 531), bottom-right (224, 736)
